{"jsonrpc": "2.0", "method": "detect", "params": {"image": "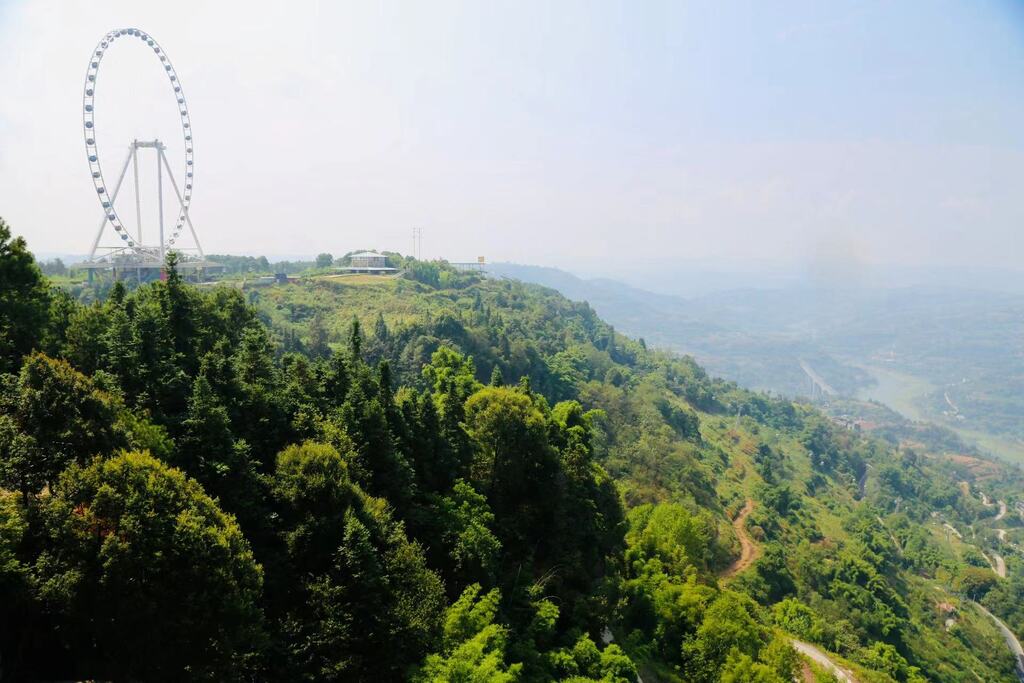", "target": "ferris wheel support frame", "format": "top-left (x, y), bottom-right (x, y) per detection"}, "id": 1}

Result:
top-left (88, 143), bottom-right (134, 259)
top-left (87, 139), bottom-right (204, 262)
top-left (157, 143), bottom-right (203, 259)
